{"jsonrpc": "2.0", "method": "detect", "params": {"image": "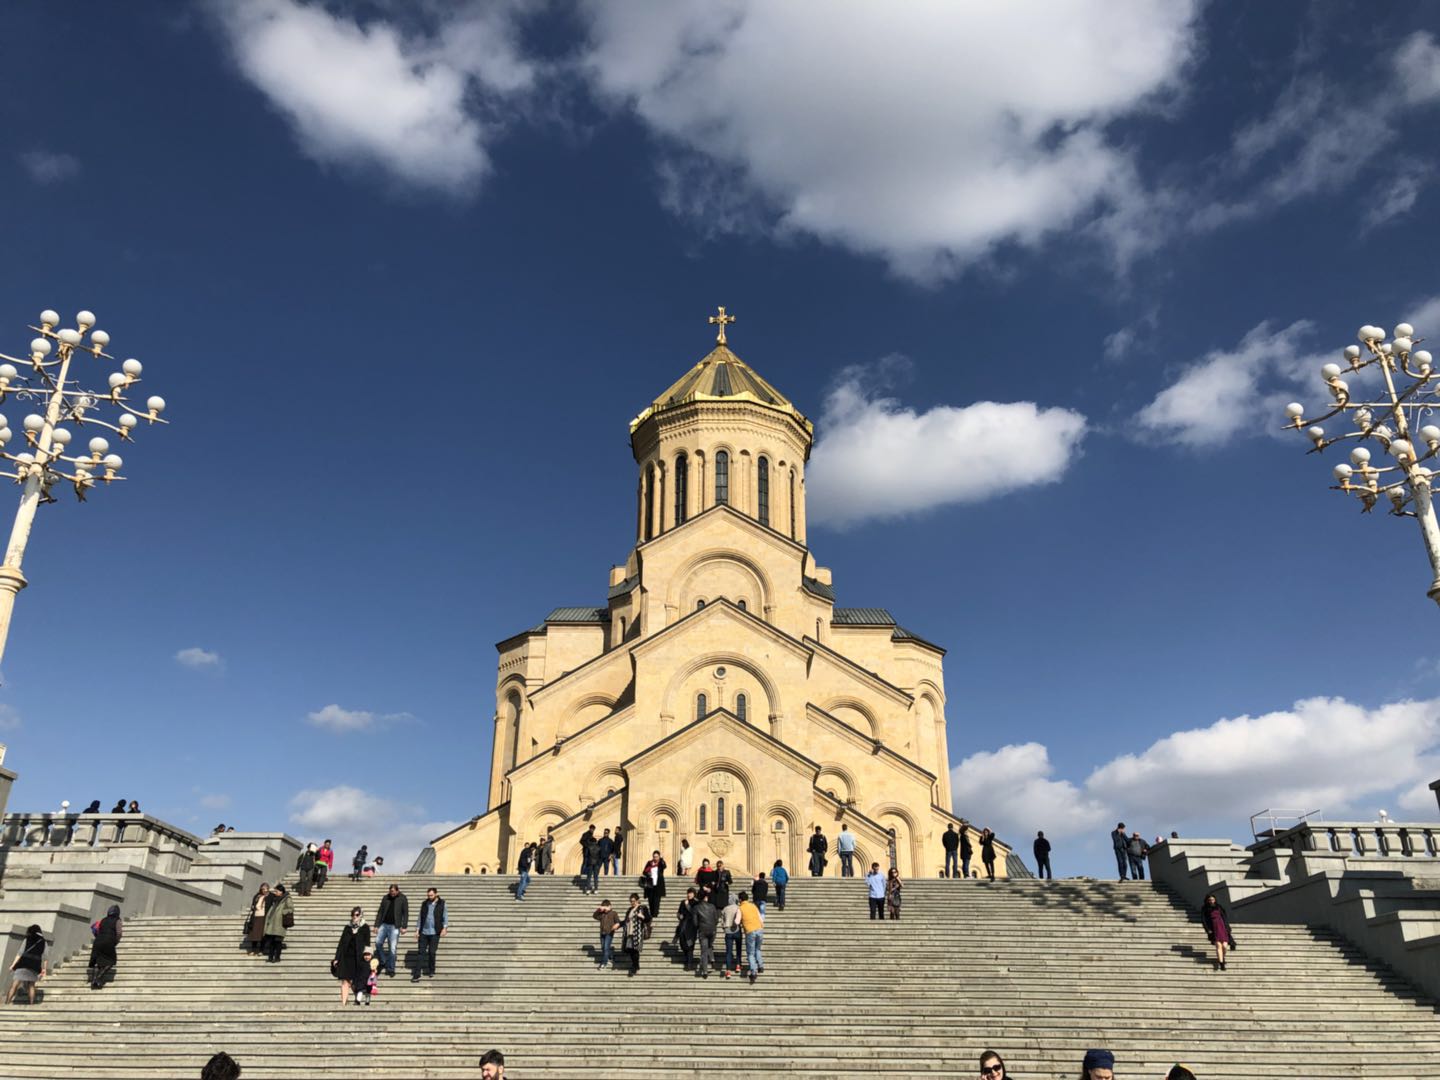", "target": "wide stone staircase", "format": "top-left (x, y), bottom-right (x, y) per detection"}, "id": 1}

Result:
top-left (0, 873), bottom-right (1436, 1078)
